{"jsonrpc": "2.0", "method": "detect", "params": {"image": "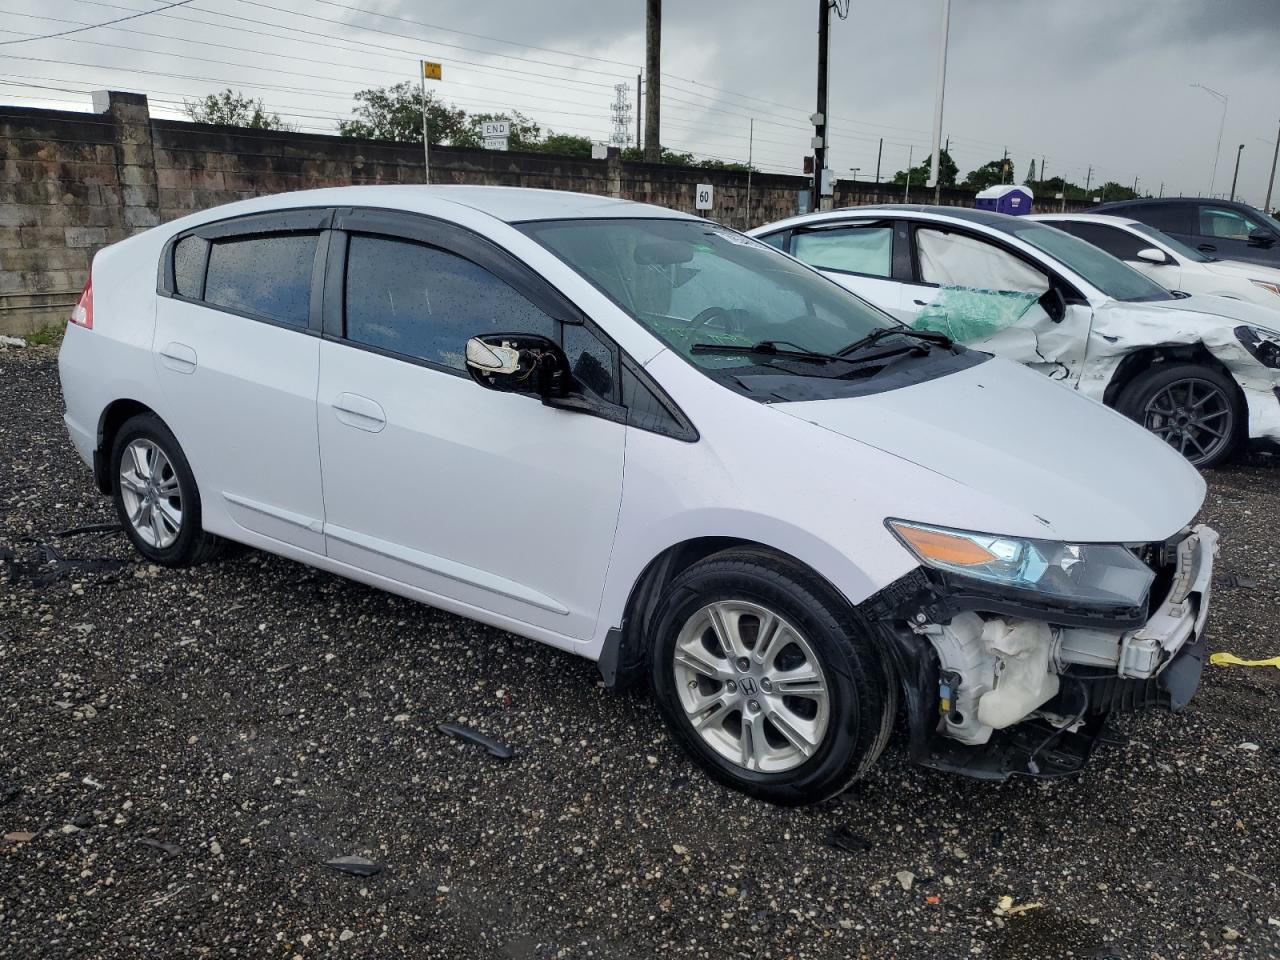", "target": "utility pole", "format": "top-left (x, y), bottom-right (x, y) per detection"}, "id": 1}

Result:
top-left (1084, 165), bottom-right (1092, 198)
top-left (1191, 83), bottom-right (1228, 196)
top-left (928, 0), bottom-right (952, 205)
top-left (814, 0), bottom-right (831, 209)
top-left (1229, 143), bottom-right (1245, 201)
top-left (1133, 175), bottom-right (1140, 197)
top-left (1266, 117), bottom-right (1280, 212)
top-left (1159, 181), bottom-right (1164, 198)
top-left (745, 118), bottom-right (754, 230)
top-left (644, 0), bottom-right (661, 163)
top-left (904, 144), bottom-right (913, 202)
top-left (875, 137), bottom-right (883, 183)
top-left (635, 73), bottom-right (642, 150)
top-left (1001, 147), bottom-right (1009, 184)
top-left (1040, 155), bottom-right (1047, 189)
